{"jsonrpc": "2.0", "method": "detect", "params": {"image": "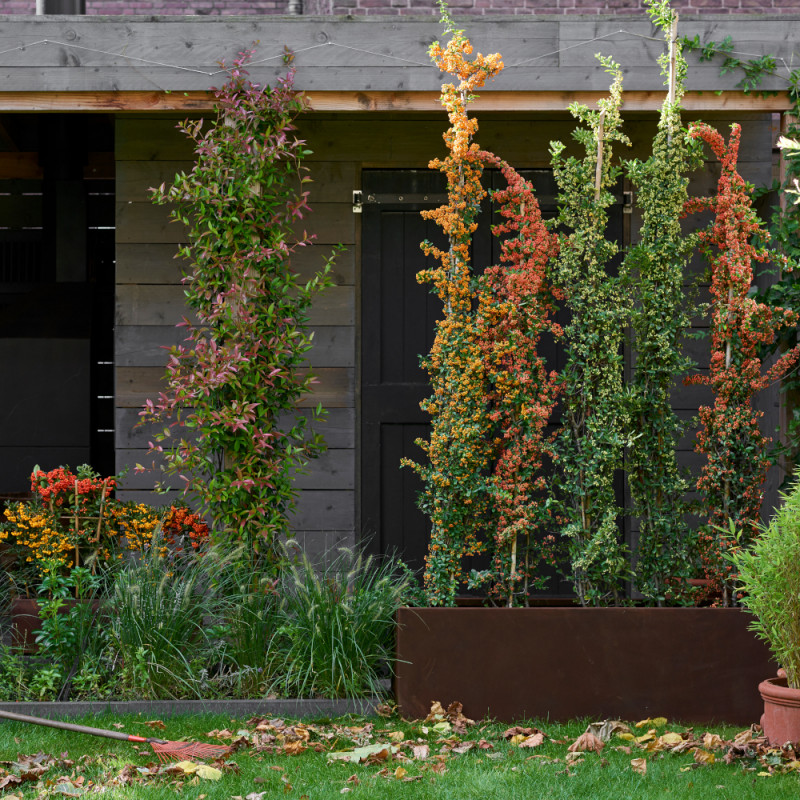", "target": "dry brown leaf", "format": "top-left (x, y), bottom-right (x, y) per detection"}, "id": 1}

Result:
top-left (659, 732), bottom-right (684, 747)
top-left (502, 726), bottom-right (536, 739)
top-left (565, 753), bottom-right (584, 765)
top-left (282, 741), bottom-right (307, 756)
top-left (587, 720), bottom-right (631, 742)
top-left (144, 720), bottom-right (167, 730)
top-left (388, 731), bottom-right (405, 743)
top-left (425, 702), bottom-right (447, 722)
top-left (519, 733), bottom-right (545, 749)
top-left (375, 704), bottom-right (395, 718)
top-left (631, 757), bottom-right (647, 775)
top-left (568, 732), bottom-right (605, 753)
top-left (702, 733), bottom-right (724, 750)
top-left (393, 767), bottom-right (407, 780)
top-left (694, 749), bottom-right (716, 765)
top-left (732, 728), bottom-right (755, 748)
top-left (411, 744), bottom-right (429, 760)
top-left (431, 761), bottom-right (447, 775)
